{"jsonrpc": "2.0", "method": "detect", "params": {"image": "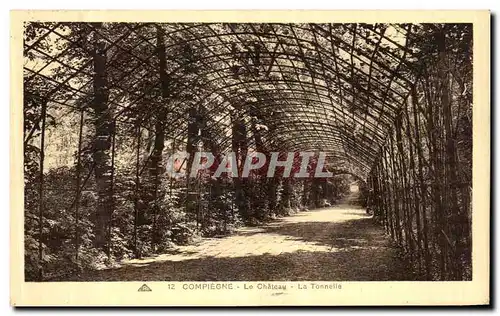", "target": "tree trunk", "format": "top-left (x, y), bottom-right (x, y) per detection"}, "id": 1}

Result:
top-left (149, 25), bottom-right (168, 245)
top-left (231, 115), bottom-right (250, 221)
top-left (91, 23), bottom-right (113, 251)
